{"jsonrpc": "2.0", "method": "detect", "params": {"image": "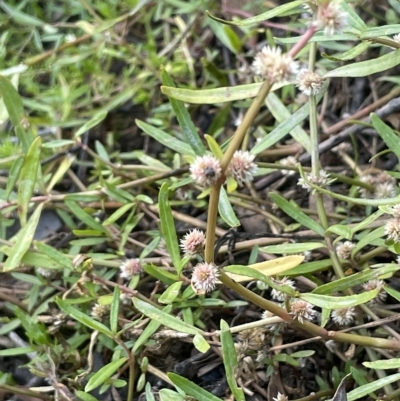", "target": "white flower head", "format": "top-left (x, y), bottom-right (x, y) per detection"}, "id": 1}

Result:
top-left (190, 155), bottom-right (222, 187)
top-left (313, 1), bottom-right (348, 36)
top-left (385, 218), bottom-right (400, 243)
top-left (297, 69), bottom-right (323, 96)
top-left (363, 279), bottom-right (387, 302)
top-left (180, 229), bottom-right (206, 256)
top-left (91, 303), bottom-right (110, 320)
top-left (227, 150), bottom-right (257, 186)
top-left (37, 267), bottom-right (56, 278)
top-left (331, 307), bottom-right (356, 325)
top-left (298, 170), bottom-right (335, 192)
top-left (119, 258), bottom-right (142, 280)
top-left (393, 34), bottom-right (400, 44)
top-left (374, 182), bottom-right (396, 199)
top-left (273, 392), bottom-right (288, 401)
top-left (290, 299), bottom-right (316, 323)
top-left (191, 262), bottom-right (219, 295)
top-left (336, 241), bottom-right (355, 260)
top-left (271, 277), bottom-right (296, 302)
top-left (279, 156), bottom-right (298, 176)
top-left (252, 46), bottom-right (299, 83)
